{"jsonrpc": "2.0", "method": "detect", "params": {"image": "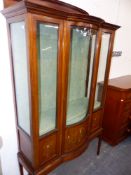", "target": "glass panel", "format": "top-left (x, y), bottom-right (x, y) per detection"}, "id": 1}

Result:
top-left (10, 21), bottom-right (31, 135)
top-left (94, 33), bottom-right (111, 110)
top-left (37, 23), bottom-right (58, 136)
top-left (66, 27), bottom-right (97, 125)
